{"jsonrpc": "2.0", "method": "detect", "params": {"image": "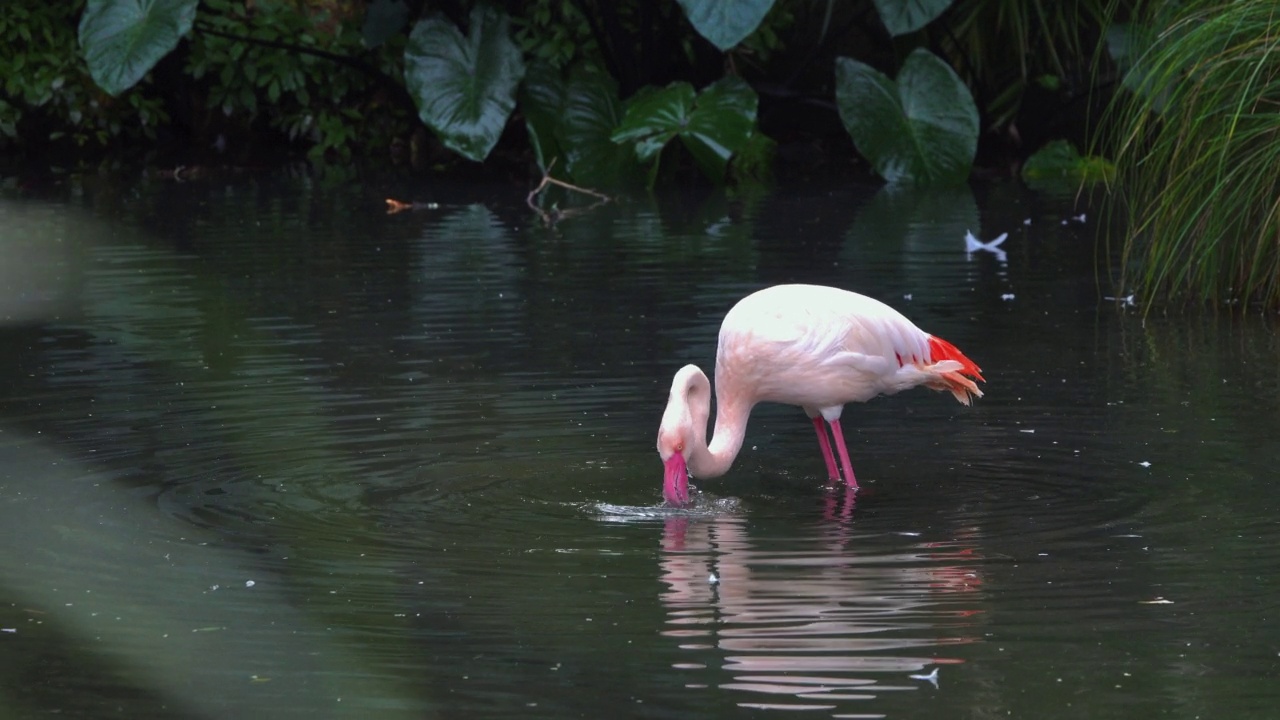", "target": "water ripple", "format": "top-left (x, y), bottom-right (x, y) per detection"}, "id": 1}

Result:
top-left (653, 515), bottom-right (982, 714)
top-left (6, 182), bottom-right (1280, 719)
